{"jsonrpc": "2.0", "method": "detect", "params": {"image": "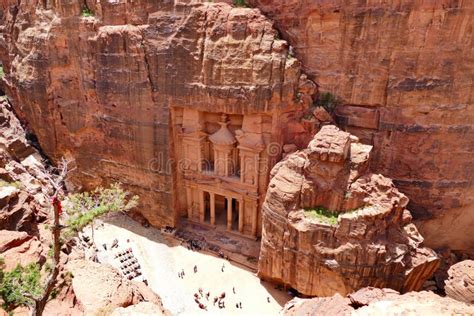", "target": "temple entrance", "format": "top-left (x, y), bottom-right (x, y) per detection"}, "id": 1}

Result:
top-left (199, 190), bottom-right (242, 233)
top-left (214, 194), bottom-right (227, 227)
top-left (231, 199), bottom-right (240, 231)
top-left (204, 192), bottom-right (211, 223)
